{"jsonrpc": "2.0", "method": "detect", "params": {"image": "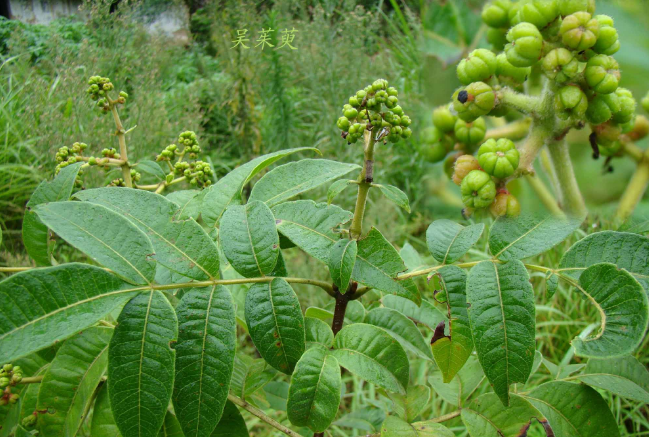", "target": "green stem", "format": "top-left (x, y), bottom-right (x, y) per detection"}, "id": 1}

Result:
top-left (227, 394), bottom-right (302, 437)
top-left (19, 376), bottom-right (44, 384)
top-left (484, 118), bottom-right (532, 141)
top-left (616, 150), bottom-right (649, 222)
top-left (349, 132), bottom-right (377, 239)
top-left (547, 139), bottom-right (587, 218)
top-left (524, 174), bottom-right (564, 216)
top-left (498, 88), bottom-right (542, 116)
top-left (511, 121), bottom-right (551, 177)
top-left (110, 103), bottom-right (132, 188)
